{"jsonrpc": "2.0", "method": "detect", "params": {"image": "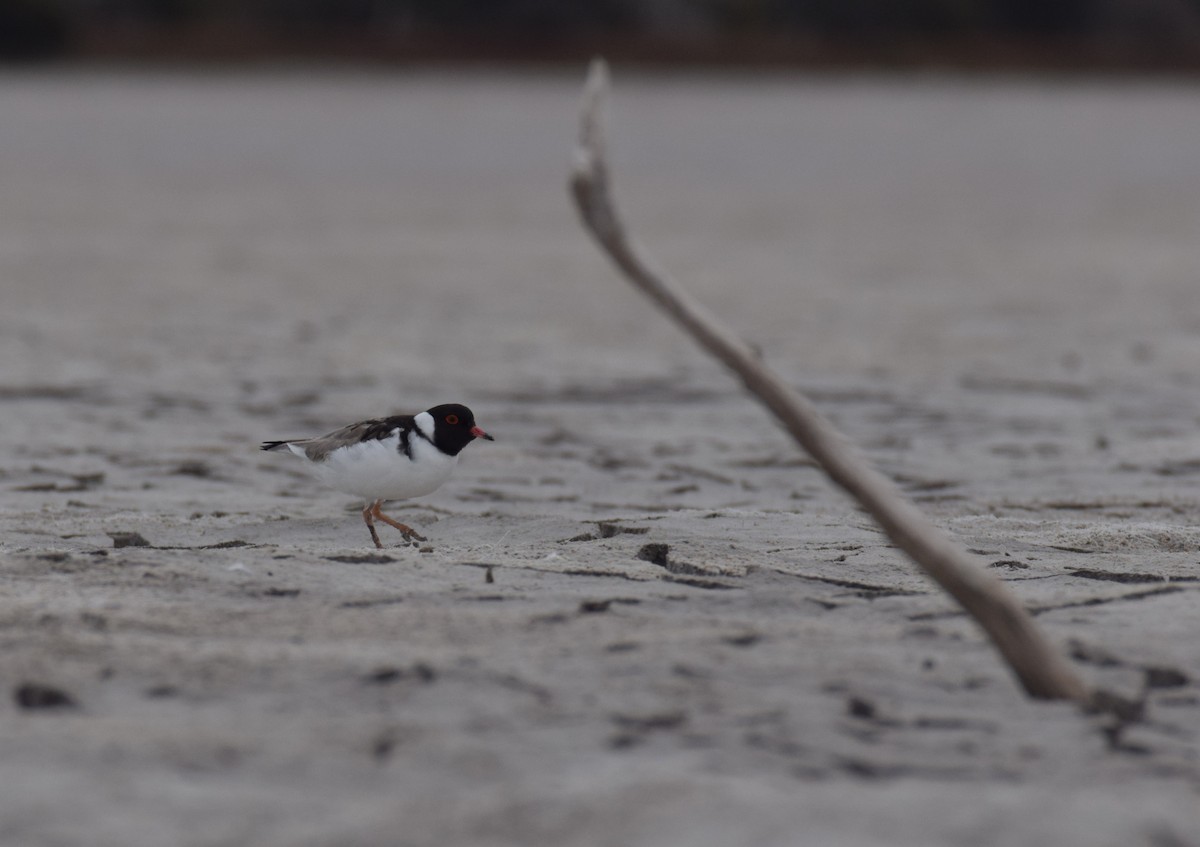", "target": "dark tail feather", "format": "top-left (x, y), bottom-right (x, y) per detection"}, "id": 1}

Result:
top-left (261, 440), bottom-right (291, 452)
